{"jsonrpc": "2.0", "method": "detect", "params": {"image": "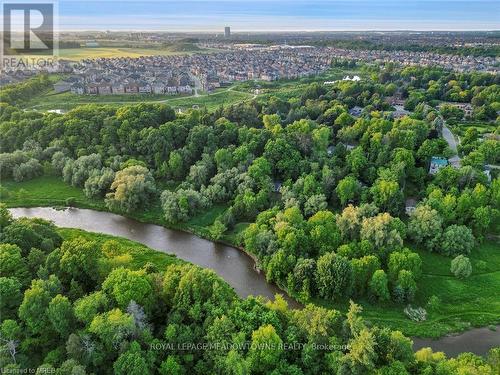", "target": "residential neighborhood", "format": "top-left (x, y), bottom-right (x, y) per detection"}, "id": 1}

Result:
top-left (2, 42), bottom-right (497, 93)
top-left (48, 46), bottom-right (333, 95)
